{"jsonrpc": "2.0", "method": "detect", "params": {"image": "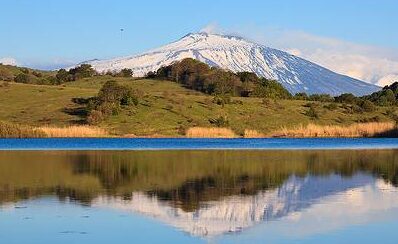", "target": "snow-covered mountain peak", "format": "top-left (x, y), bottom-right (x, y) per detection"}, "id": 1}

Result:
top-left (84, 32), bottom-right (379, 96)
